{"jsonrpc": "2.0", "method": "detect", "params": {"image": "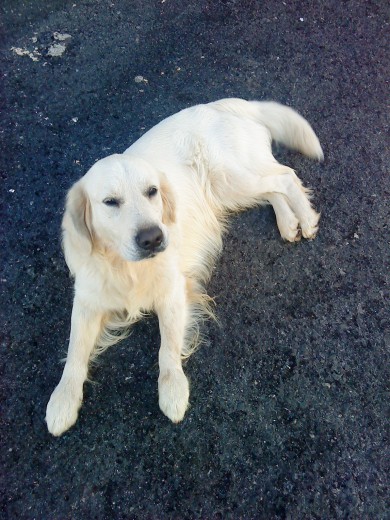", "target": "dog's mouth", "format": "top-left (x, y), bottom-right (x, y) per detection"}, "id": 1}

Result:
top-left (137, 243), bottom-right (167, 260)
top-left (122, 245), bottom-right (166, 263)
